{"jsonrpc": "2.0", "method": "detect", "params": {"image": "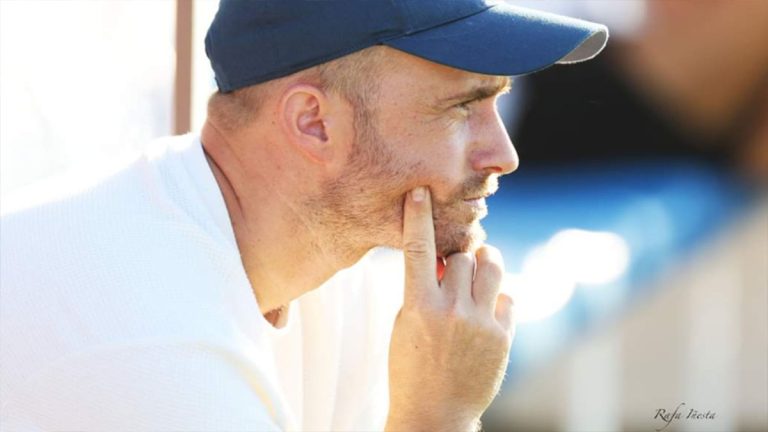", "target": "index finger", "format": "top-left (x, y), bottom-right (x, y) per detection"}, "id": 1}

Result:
top-left (402, 186), bottom-right (438, 302)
